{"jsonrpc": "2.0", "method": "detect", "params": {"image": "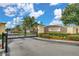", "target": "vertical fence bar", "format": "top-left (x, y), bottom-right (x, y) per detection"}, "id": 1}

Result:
top-left (5, 33), bottom-right (8, 53)
top-left (2, 33), bottom-right (4, 49)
